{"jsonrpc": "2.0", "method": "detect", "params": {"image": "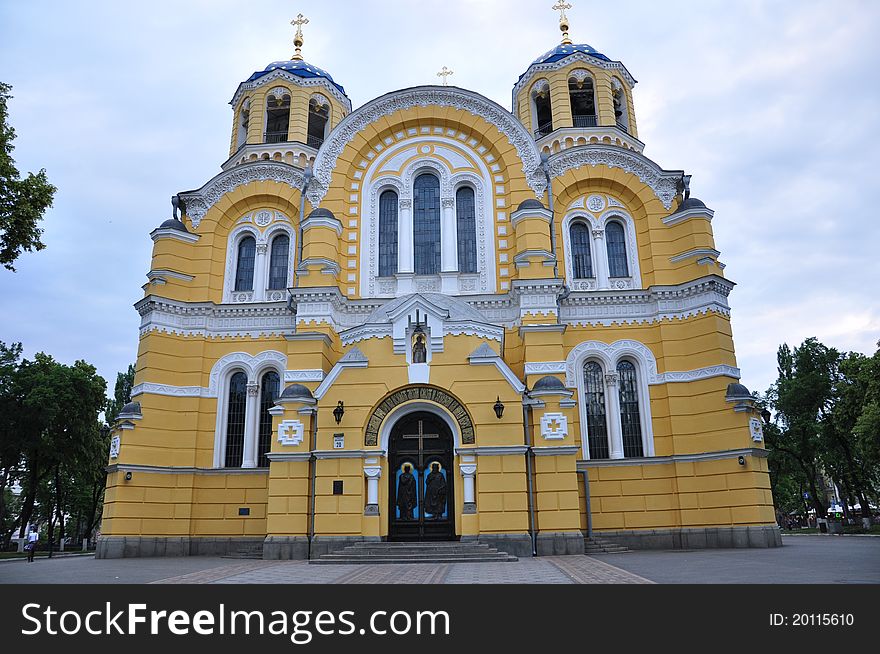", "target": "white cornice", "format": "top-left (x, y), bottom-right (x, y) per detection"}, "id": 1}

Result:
top-left (662, 207), bottom-right (714, 226)
top-left (670, 248), bottom-right (721, 264)
top-left (135, 295), bottom-right (295, 339)
top-left (179, 162), bottom-right (308, 228)
top-left (229, 68), bottom-right (352, 113)
top-left (302, 214), bottom-right (343, 236)
top-left (546, 145), bottom-right (682, 210)
top-left (308, 86), bottom-right (545, 205)
top-left (149, 228), bottom-right (200, 243)
top-left (577, 447), bottom-right (767, 468)
top-left (468, 342), bottom-right (526, 394)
